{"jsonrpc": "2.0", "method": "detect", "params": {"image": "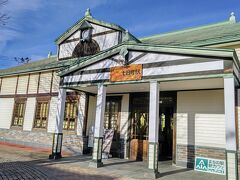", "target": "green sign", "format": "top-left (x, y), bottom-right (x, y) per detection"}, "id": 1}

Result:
top-left (195, 157), bottom-right (225, 175)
